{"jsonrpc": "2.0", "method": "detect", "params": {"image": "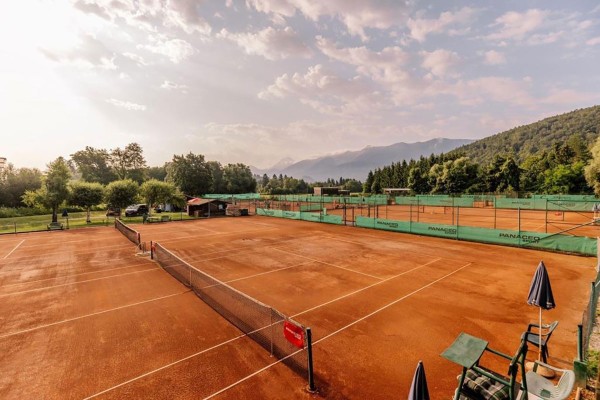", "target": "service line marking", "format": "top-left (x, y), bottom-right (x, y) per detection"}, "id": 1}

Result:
top-left (201, 261), bottom-right (472, 400)
top-left (272, 247), bottom-right (384, 281)
top-left (0, 290), bottom-right (189, 340)
top-left (83, 256), bottom-right (448, 399)
top-left (3, 240), bottom-right (25, 259)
